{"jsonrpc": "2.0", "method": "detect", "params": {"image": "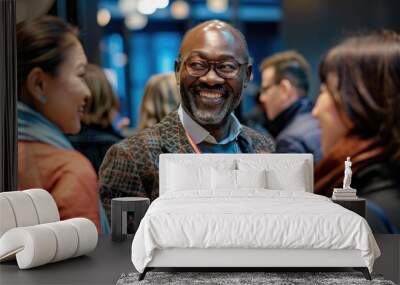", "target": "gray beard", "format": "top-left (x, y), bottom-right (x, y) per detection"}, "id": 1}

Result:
top-left (180, 86), bottom-right (239, 126)
top-left (189, 98), bottom-right (231, 126)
